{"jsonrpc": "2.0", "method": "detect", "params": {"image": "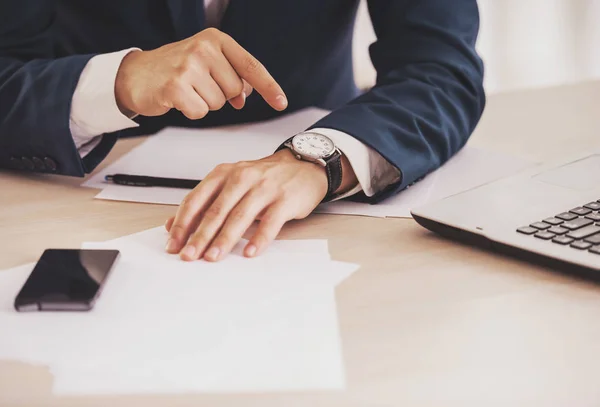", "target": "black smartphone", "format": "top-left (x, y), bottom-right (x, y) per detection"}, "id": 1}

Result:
top-left (14, 249), bottom-right (120, 312)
